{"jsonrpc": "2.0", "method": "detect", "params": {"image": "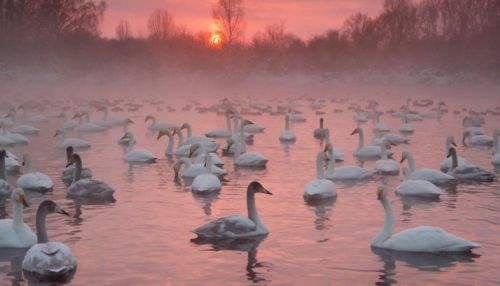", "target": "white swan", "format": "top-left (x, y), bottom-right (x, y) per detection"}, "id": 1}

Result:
top-left (122, 132), bottom-right (157, 163)
top-left (54, 129), bottom-right (91, 150)
top-left (351, 127), bottom-right (386, 159)
top-left (229, 139), bottom-right (268, 168)
top-left (399, 115), bottom-right (414, 133)
top-left (303, 151), bottom-right (336, 201)
top-left (447, 147), bottom-right (496, 182)
top-left (173, 156), bottom-right (227, 181)
top-left (401, 151), bottom-right (455, 184)
top-left (73, 112), bottom-right (107, 133)
top-left (0, 150), bottom-right (11, 196)
top-left (324, 128), bottom-right (344, 161)
top-left (462, 130), bottom-right (493, 146)
top-left (372, 186), bottom-right (480, 252)
top-left (325, 144), bottom-right (373, 180)
top-left (57, 112), bottom-right (78, 130)
top-left (0, 188), bottom-right (36, 247)
top-left (5, 150), bottom-right (21, 174)
top-left (22, 200), bottom-right (77, 282)
top-left (243, 119), bottom-right (265, 133)
top-left (395, 179), bottom-right (444, 197)
top-left (206, 111), bottom-right (233, 138)
top-left (157, 129), bottom-right (175, 156)
top-left (10, 124), bottom-right (40, 135)
top-left (117, 119), bottom-right (136, 146)
top-left (313, 118), bottom-right (326, 138)
top-left (279, 114), bottom-right (296, 142)
top-left (180, 123), bottom-right (219, 152)
top-left (145, 115), bottom-right (178, 131)
top-left (375, 141), bottom-right (399, 175)
top-left (17, 154), bottom-right (53, 192)
top-left (193, 181), bottom-right (272, 239)
top-left (67, 154), bottom-right (115, 198)
top-left (61, 146), bottom-right (92, 184)
top-left (440, 136), bottom-right (468, 172)
top-left (191, 154), bottom-right (222, 194)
